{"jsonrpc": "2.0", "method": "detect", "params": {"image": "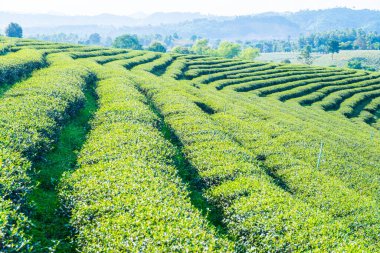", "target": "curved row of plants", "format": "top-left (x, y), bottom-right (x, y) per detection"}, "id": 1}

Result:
top-left (59, 60), bottom-right (233, 252)
top-left (126, 61), bottom-right (375, 251)
top-left (275, 73), bottom-right (380, 102)
top-left (0, 49), bottom-right (45, 87)
top-left (0, 54), bottom-right (93, 251)
top-left (184, 85), bottom-right (380, 251)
